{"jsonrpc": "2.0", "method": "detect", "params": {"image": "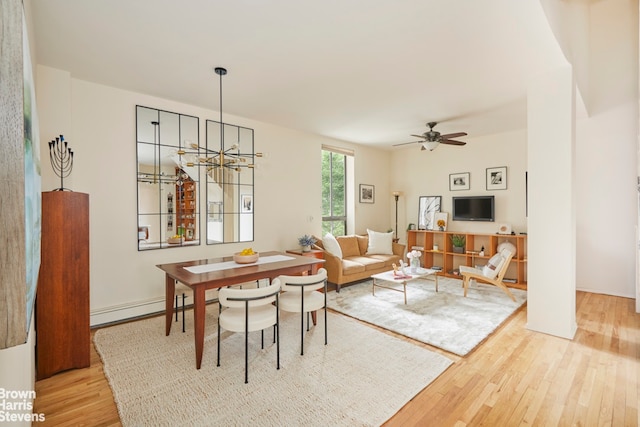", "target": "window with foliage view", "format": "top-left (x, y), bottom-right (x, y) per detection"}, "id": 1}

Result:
top-left (322, 150), bottom-right (346, 236)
